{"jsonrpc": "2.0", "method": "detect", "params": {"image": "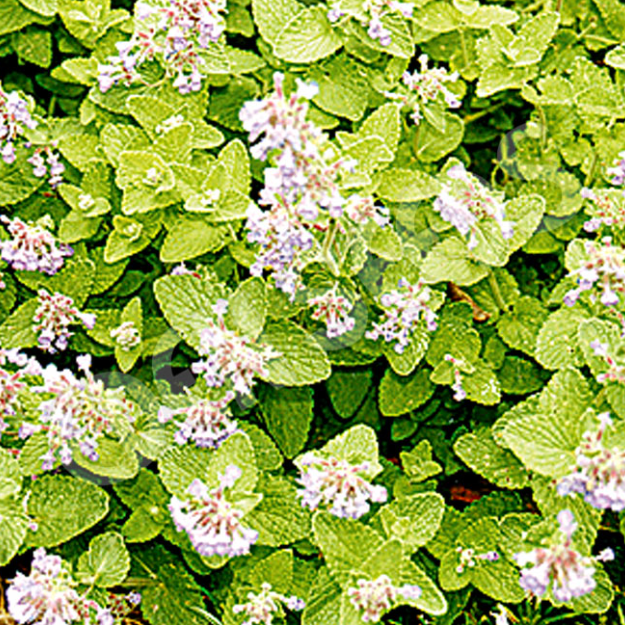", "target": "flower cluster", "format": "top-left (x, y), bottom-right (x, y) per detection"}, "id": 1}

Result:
top-left (6, 548), bottom-right (114, 625)
top-left (110, 321), bottom-right (141, 351)
top-left (22, 355), bottom-right (138, 471)
top-left (1, 215), bottom-right (73, 275)
top-left (191, 300), bottom-right (279, 396)
top-left (0, 84), bottom-right (37, 164)
top-left (590, 339), bottom-right (625, 384)
top-left (327, 0), bottom-right (414, 46)
top-left (366, 279), bottom-right (438, 353)
top-left (514, 510), bottom-right (613, 603)
top-left (433, 163), bottom-right (513, 249)
top-left (27, 145), bottom-right (65, 188)
top-left (563, 237), bottom-right (625, 308)
top-left (241, 73), bottom-right (384, 297)
top-left (581, 188), bottom-right (625, 232)
top-left (455, 547), bottom-right (499, 574)
top-left (607, 151), bottom-right (625, 186)
top-left (98, 0), bottom-right (228, 95)
top-left (169, 465), bottom-right (258, 558)
top-left (308, 285), bottom-right (355, 338)
top-left (385, 54), bottom-right (461, 124)
top-left (245, 203), bottom-right (315, 298)
top-left (0, 348), bottom-right (42, 436)
top-left (296, 453), bottom-right (387, 519)
top-left (158, 392), bottom-right (238, 448)
top-left (32, 290), bottom-right (96, 353)
top-left (443, 354), bottom-right (467, 401)
top-left (232, 583), bottom-right (305, 625)
top-left (557, 412), bottom-right (625, 511)
top-left (347, 575), bottom-right (421, 623)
